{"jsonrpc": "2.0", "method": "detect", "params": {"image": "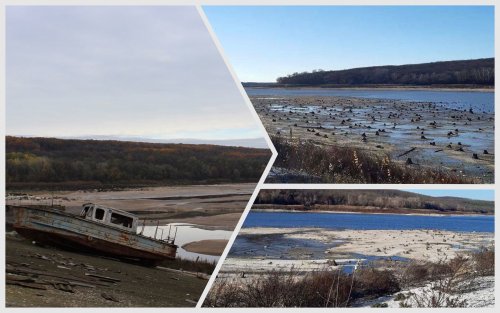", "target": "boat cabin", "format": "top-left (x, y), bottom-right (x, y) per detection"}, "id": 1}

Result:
top-left (80, 203), bottom-right (139, 232)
